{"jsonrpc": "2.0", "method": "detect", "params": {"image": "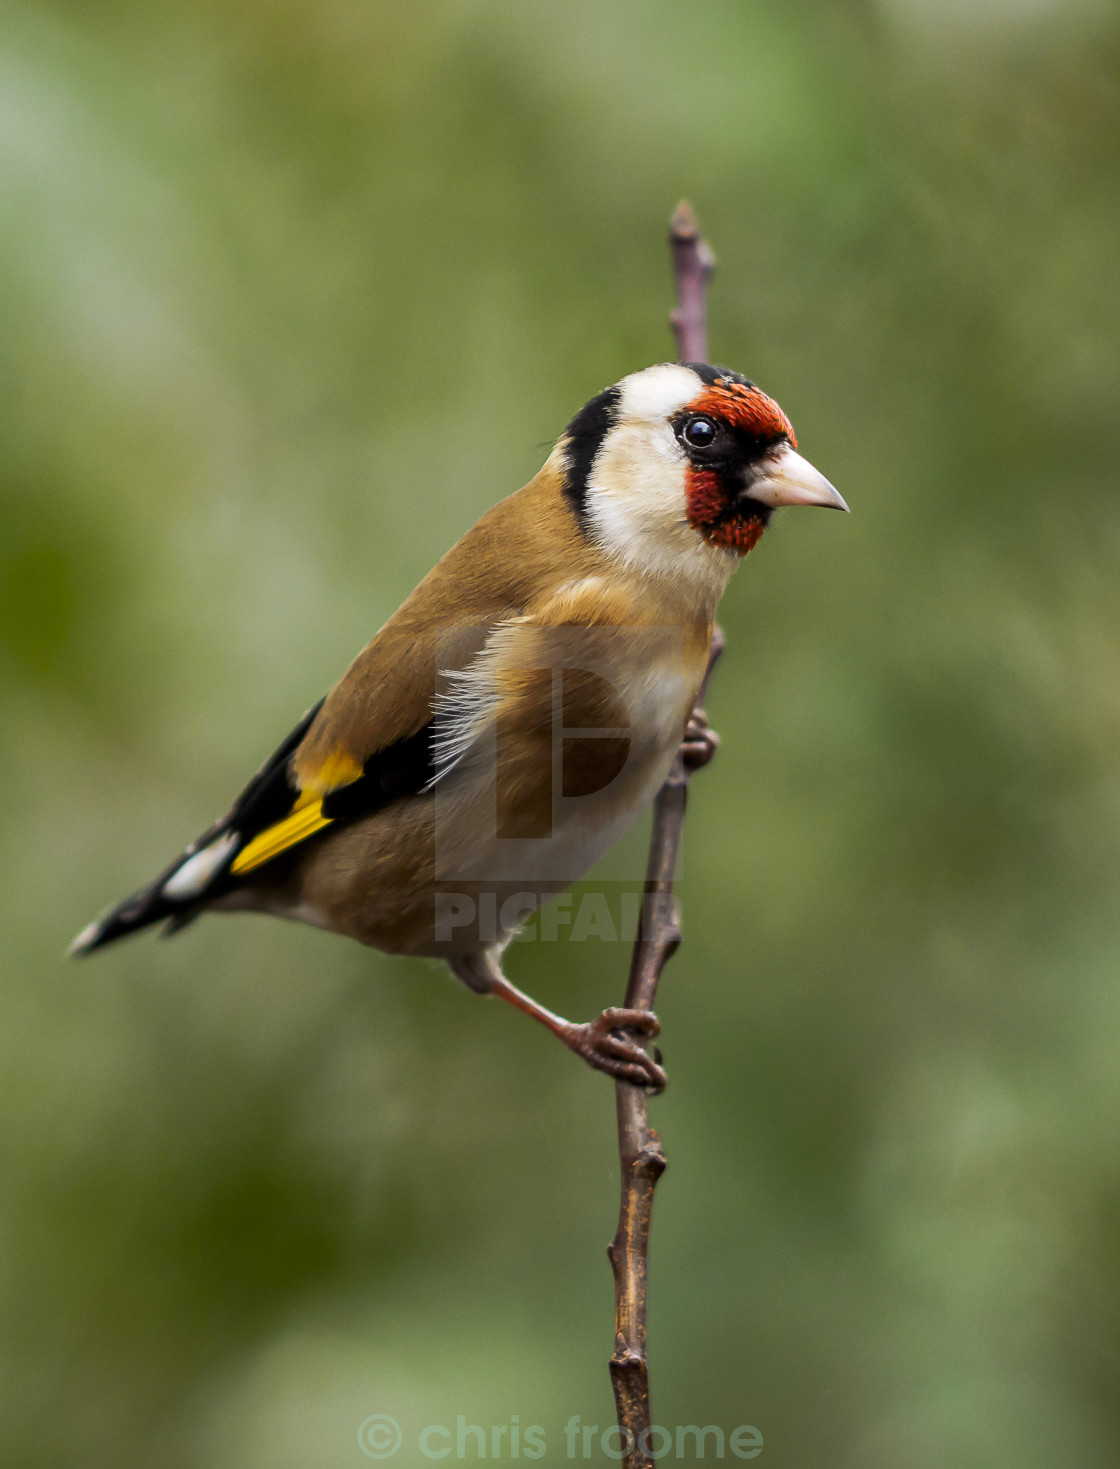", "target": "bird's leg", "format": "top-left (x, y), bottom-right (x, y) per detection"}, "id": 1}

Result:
top-left (681, 705), bottom-right (719, 770)
top-left (452, 951), bottom-right (667, 1090)
top-left (494, 978), bottom-right (667, 1091)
